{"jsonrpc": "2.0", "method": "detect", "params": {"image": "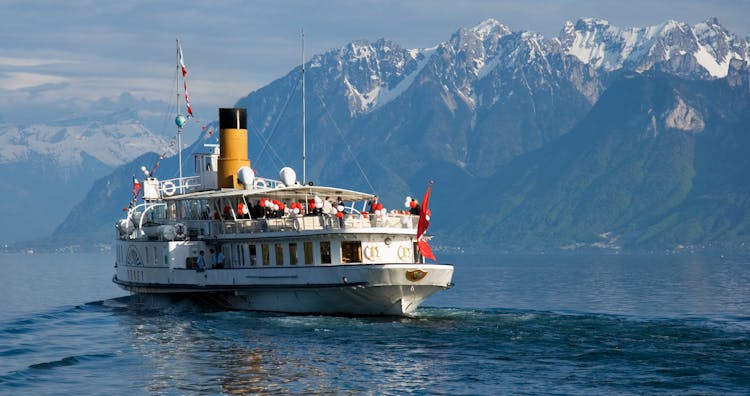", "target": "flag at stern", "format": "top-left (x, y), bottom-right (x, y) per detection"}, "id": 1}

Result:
top-left (416, 181), bottom-right (436, 261)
